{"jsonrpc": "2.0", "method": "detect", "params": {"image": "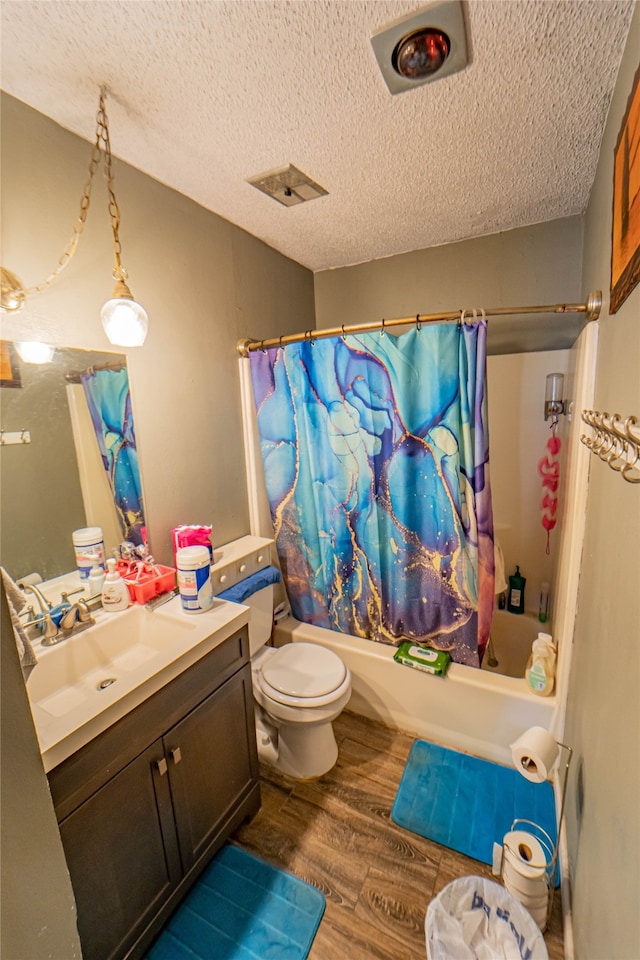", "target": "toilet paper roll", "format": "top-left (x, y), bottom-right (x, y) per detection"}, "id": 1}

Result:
top-left (16, 572), bottom-right (43, 588)
top-left (510, 726), bottom-right (559, 782)
top-left (503, 830), bottom-right (548, 879)
top-left (503, 869), bottom-right (548, 907)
